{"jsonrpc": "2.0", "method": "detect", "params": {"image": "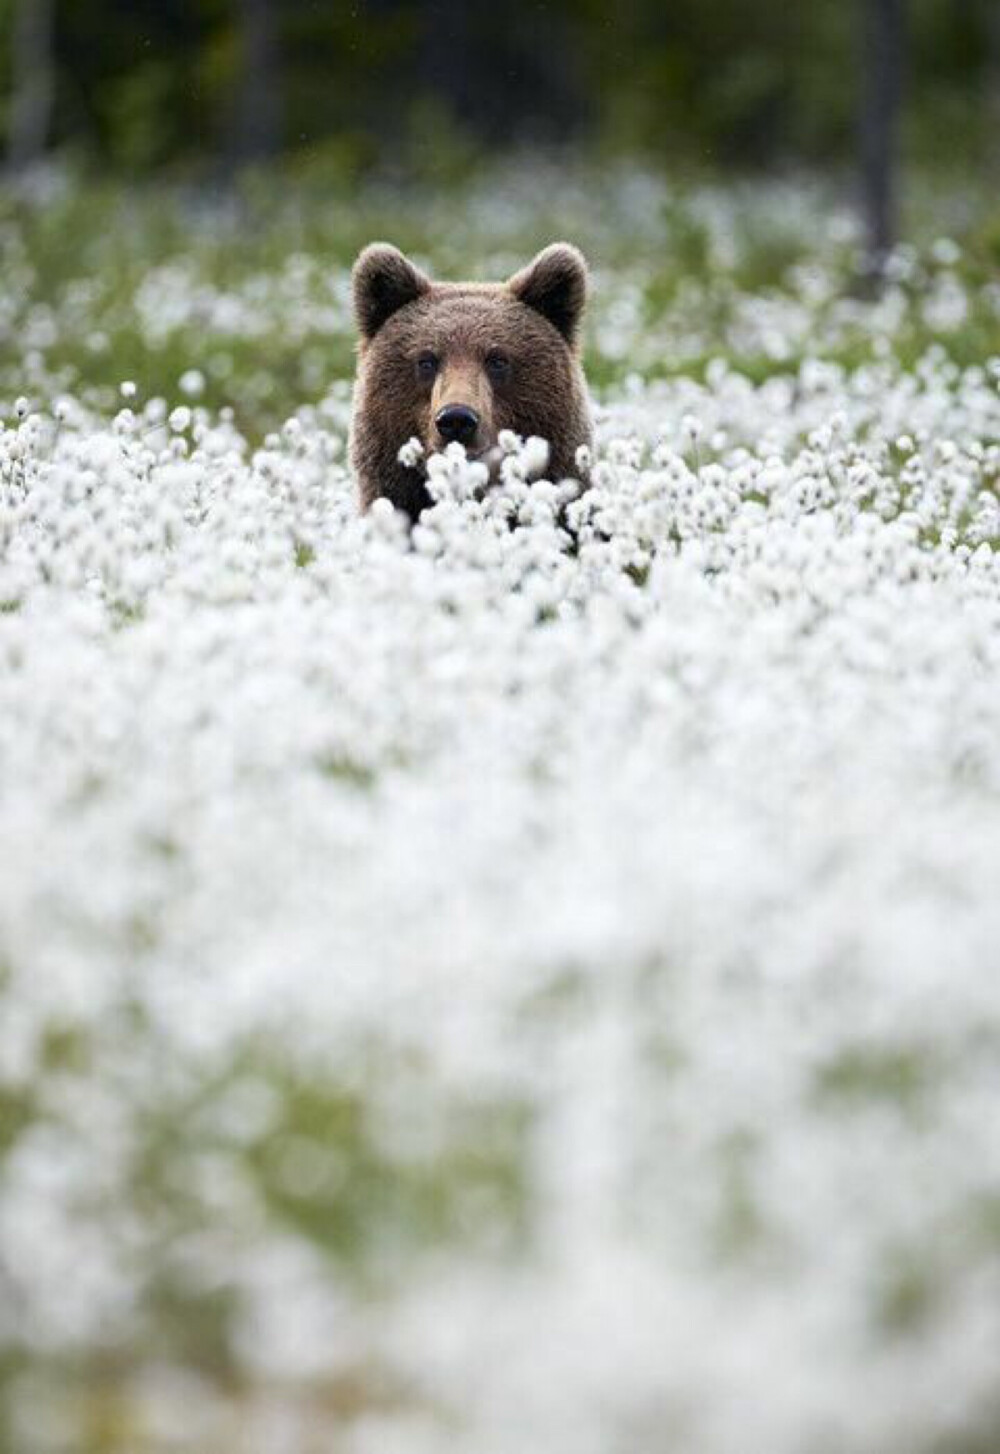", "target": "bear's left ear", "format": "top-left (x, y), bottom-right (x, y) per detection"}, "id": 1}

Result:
top-left (508, 242), bottom-right (589, 347)
top-left (353, 243), bottom-right (431, 341)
